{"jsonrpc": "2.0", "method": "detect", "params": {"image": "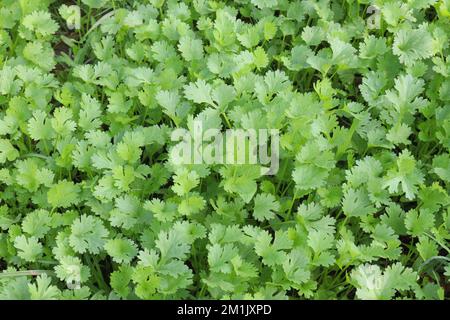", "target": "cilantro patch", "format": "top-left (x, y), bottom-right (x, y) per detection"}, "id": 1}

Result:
top-left (0, 0), bottom-right (449, 300)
